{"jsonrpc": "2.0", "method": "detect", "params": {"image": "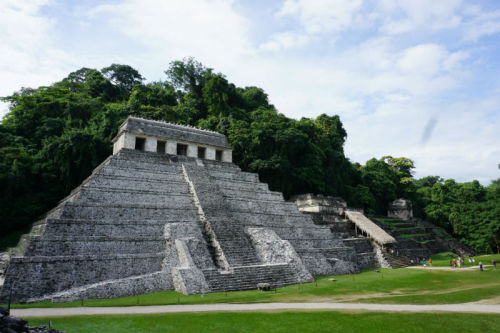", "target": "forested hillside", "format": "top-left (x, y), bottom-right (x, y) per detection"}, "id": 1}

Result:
top-left (1, 58), bottom-right (498, 253)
